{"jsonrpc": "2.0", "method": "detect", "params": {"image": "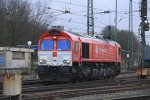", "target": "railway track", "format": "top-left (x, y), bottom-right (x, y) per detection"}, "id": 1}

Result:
top-left (0, 72), bottom-right (148, 100)
top-left (0, 70), bottom-right (135, 87)
top-left (0, 78), bottom-right (149, 99)
top-left (23, 80), bottom-right (150, 100)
